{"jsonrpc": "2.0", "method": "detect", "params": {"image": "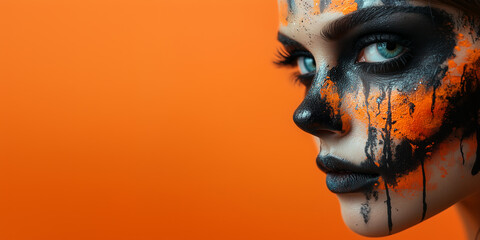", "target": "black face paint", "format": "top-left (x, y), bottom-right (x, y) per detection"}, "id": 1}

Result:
top-left (380, 0), bottom-right (407, 5)
top-left (332, 6), bottom-right (457, 188)
top-left (293, 67), bottom-right (345, 135)
top-left (452, 66), bottom-right (480, 176)
top-left (354, 0), bottom-right (368, 9)
top-left (471, 119), bottom-right (480, 176)
top-left (382, 86), bottom-right (394, 232)
top-left (460, 137), bottom-right (466, 165)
